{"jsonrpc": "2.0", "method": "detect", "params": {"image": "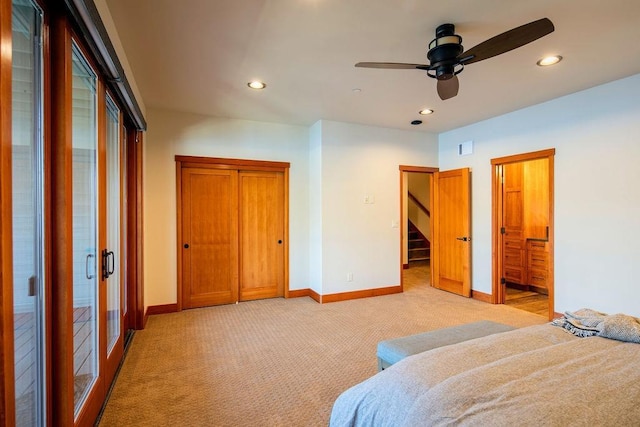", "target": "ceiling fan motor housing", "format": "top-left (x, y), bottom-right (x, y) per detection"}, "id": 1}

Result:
top-left (427, 24), bottom-right (463, 80)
